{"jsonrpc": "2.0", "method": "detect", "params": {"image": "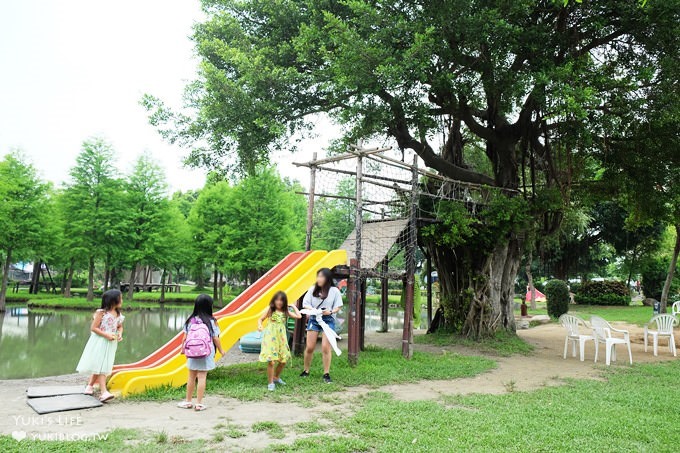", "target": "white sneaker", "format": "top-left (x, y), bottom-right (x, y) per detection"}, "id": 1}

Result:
top-left (267, 383), bottom-right (276, 391)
